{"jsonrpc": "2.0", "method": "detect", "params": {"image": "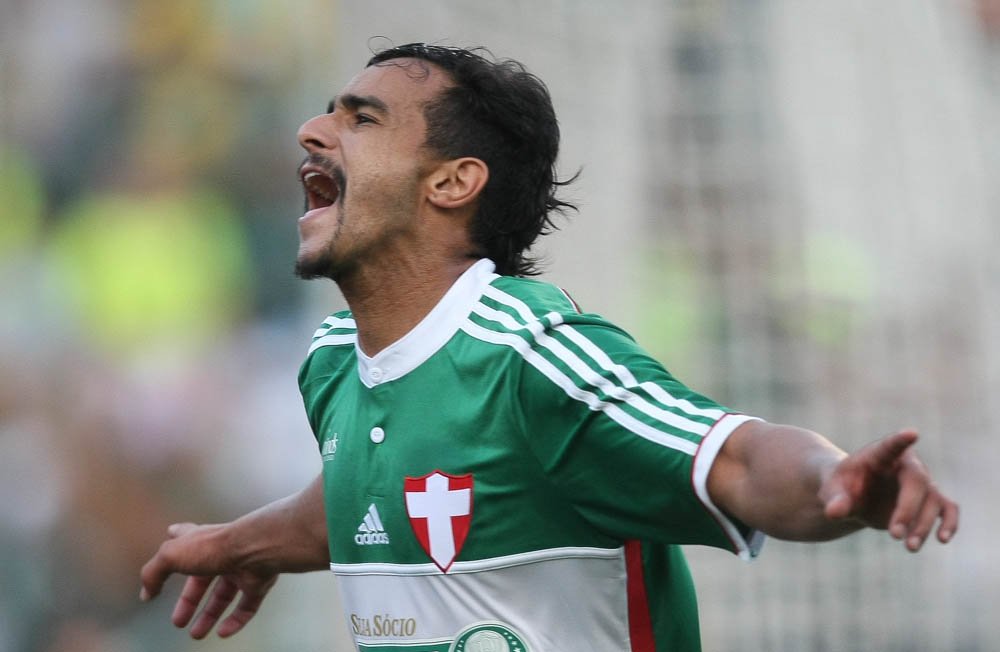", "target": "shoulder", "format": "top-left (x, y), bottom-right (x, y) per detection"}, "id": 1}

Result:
top-left (470, 275), bottom-right (635, 348)
top-left (462, 275), bottom-right (640, 386)
top-left (299, 310), bottom-right (357, 384)
top-left (488, 275), bottom-right (583, 316)
top-left (306, 310), bottom-right (357, 354)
